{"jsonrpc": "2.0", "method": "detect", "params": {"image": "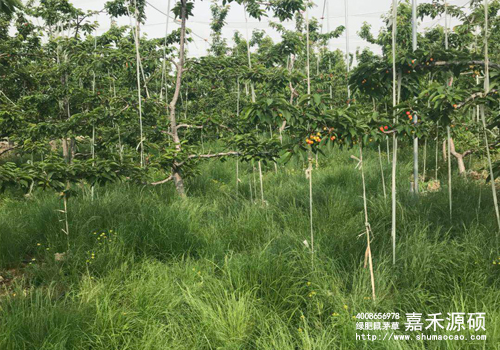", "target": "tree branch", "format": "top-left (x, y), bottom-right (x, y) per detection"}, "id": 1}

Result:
top-left (151, 175), bottom-right (173, 185)
top-left (167, 58), bottom-right (179, 70)
top-left (159, 130), bottom-right (174, 137)
top-left (419, 60), bottom-right (500, 70)
top-left (187, 151), bottom-right (240, 160)
top-left (0, 146), bottom-right (17, 156)
top-left (0, 90), bottom-right (20, 108)
top-left (177, 124), bottom-right (203, 129)
top-left (449, 139), bottom-right (473, 158)
top-left (457, 89), bottom-right (498, 109)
